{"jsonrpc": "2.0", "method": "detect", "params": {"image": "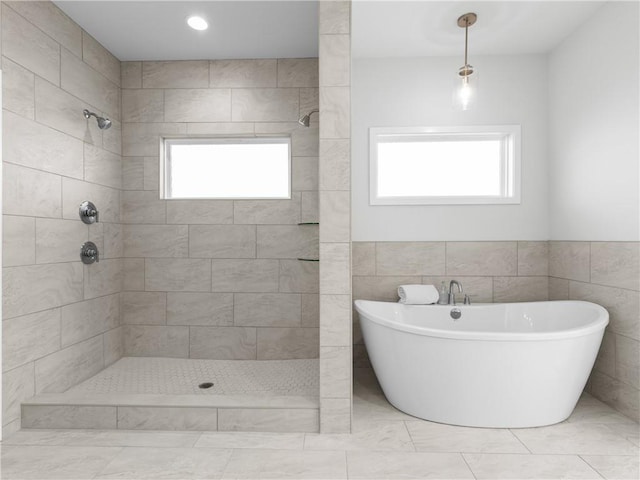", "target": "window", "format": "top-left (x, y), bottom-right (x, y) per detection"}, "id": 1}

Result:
top-left (369, 125), bottom-right (521, 205)
top-left (162, 137), bottom-right (291, 199)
